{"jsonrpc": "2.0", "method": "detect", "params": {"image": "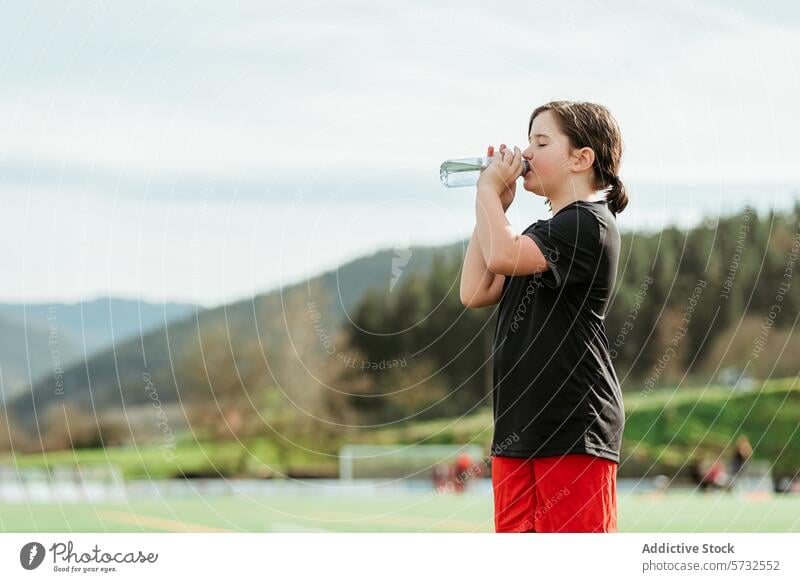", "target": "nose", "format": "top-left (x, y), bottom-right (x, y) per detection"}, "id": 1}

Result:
top-left (520, 148), bottom-right (534, 176)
